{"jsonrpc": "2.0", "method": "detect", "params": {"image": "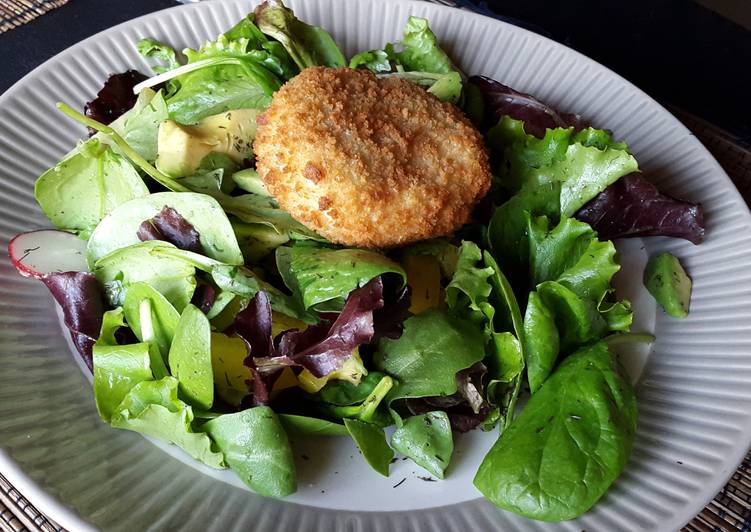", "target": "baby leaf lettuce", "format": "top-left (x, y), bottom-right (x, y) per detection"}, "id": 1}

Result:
top-left (487, 116), bottom-right (638, 217)
top-left (86, 192), bottom-right (244, 267)
top-left (203, 407), bottom-right (296, 497)
top-left (160, 24), bottom-right (284, 124)
top-left (390, 411), bottom-right (453, 479)
top-left (168, 304), bottom-right (214, 410)
top-left (92, 308), bottom-right (153, 421)
top-left (35, 139), bottom-right (149, 239)
top-left (137, 206), bottom-right (203, 254)
top-left (375, 309), bottom-right (486, 403)
top-left (522, 215), bottom-right (631, 391)
top-left (40, 271), bottom-right (106, 371)
top-left (395, 16), bottom-right (455, 74)
top-left (111, 376), bottom-right (225, 469)
top-left (106, 88), bottom-right (168, 162)
top-left (474, 341), bottom-right (637, 522)
top-left (576, 172), bottom-right (705, 244)
top-left (93, 240), bottom-right (197, 312)
top-left (123, 282), bottom-right (179, 364)
top-left (278, 414), bottom-right (349, 437)
top-left (343, 418), bottom-right (393, 477)
top-left (276, 245), bottom-right (405, 310)
top-left (254, 0), bottom-right (345, 70)
top-left (137, 38), bottom-right (180, 74)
